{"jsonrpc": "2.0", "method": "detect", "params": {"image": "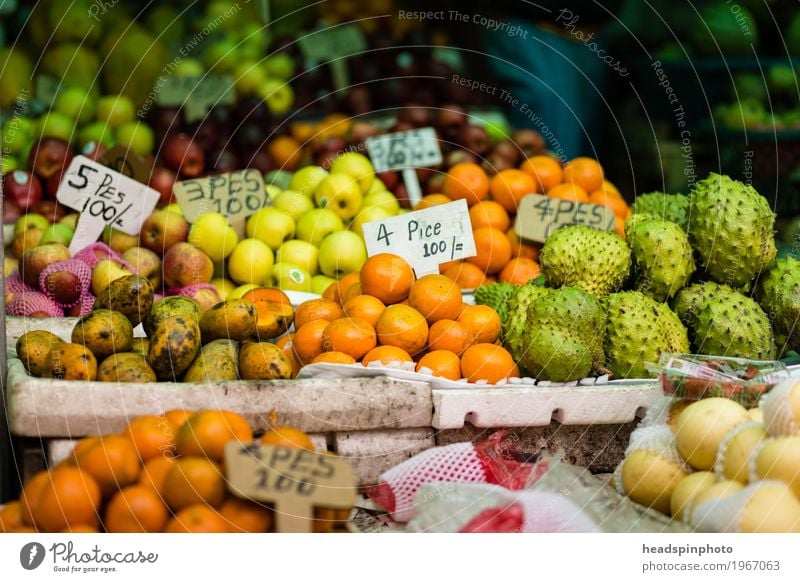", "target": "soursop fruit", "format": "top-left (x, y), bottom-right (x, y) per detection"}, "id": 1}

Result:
top-left (522, 329), bottom-right (593, 383)
top-left (688, 173), bottom-right (776, 290)
top-left (603, 292), bottom-right (690, 379)
top-left (474, 281), bottom-right (516, 323)
top-left (540, 225), bottom-right (631, 298)
top-left (693, 292), bottom-right (775, 359)
top-left (503, 281), bottom-right (549, 360)
top-left (672, 281), bottom-right (736, 331)
top-left (630, 192), bottom-right (690, 228)
top-left (756, 257), bottom-right (800, 353)
top-left (626, 215), bottom-right (695, 301)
